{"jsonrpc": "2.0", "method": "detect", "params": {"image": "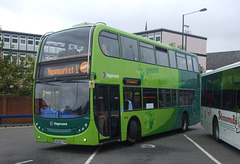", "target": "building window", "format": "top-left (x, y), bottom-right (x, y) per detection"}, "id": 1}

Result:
top-left (28, 37), bottom-right (34, 45)
top-left (35, 37), bottom-right (40, 46)
top-left (140, 42), bottom-right (155, 64)
top-left (123, 87), bottom-right (142, 111)
top-left (169, 50), bottom-right (177, 68)
top-left (155, 32), bottom-right (161, 42)
top-left (12, 35), bottom-right (18, 44)
top-left (99, 31), bottom-right (120, 58)
top-left (120, 36), bottom-right (139, 61)
top-left (156, 47), bottom-right (169, 67)
top-left (143, 88), bottom-right (157, 109)
top-left (148, 33), bottom-right (154, 40)
top-left (142, 34), bottom-right (147, 38)
top-left (4, 34), bottom-right (10, 42)
top-left (177, 53), bottom-right (187, 70)
top-left (20, 36), bottom-right (26, 45)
